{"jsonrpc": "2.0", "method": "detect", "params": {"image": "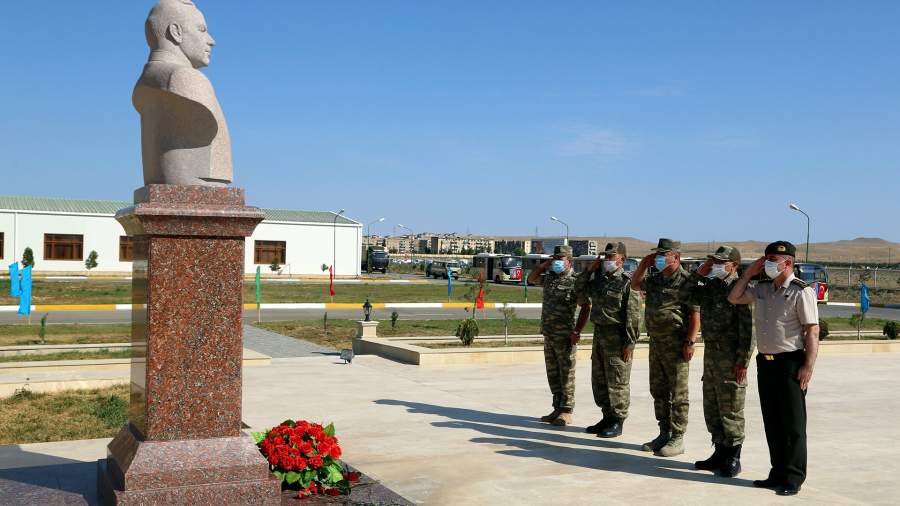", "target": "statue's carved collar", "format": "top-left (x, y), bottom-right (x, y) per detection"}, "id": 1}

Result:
top-left (148, 49), bottom-right (191, 67)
